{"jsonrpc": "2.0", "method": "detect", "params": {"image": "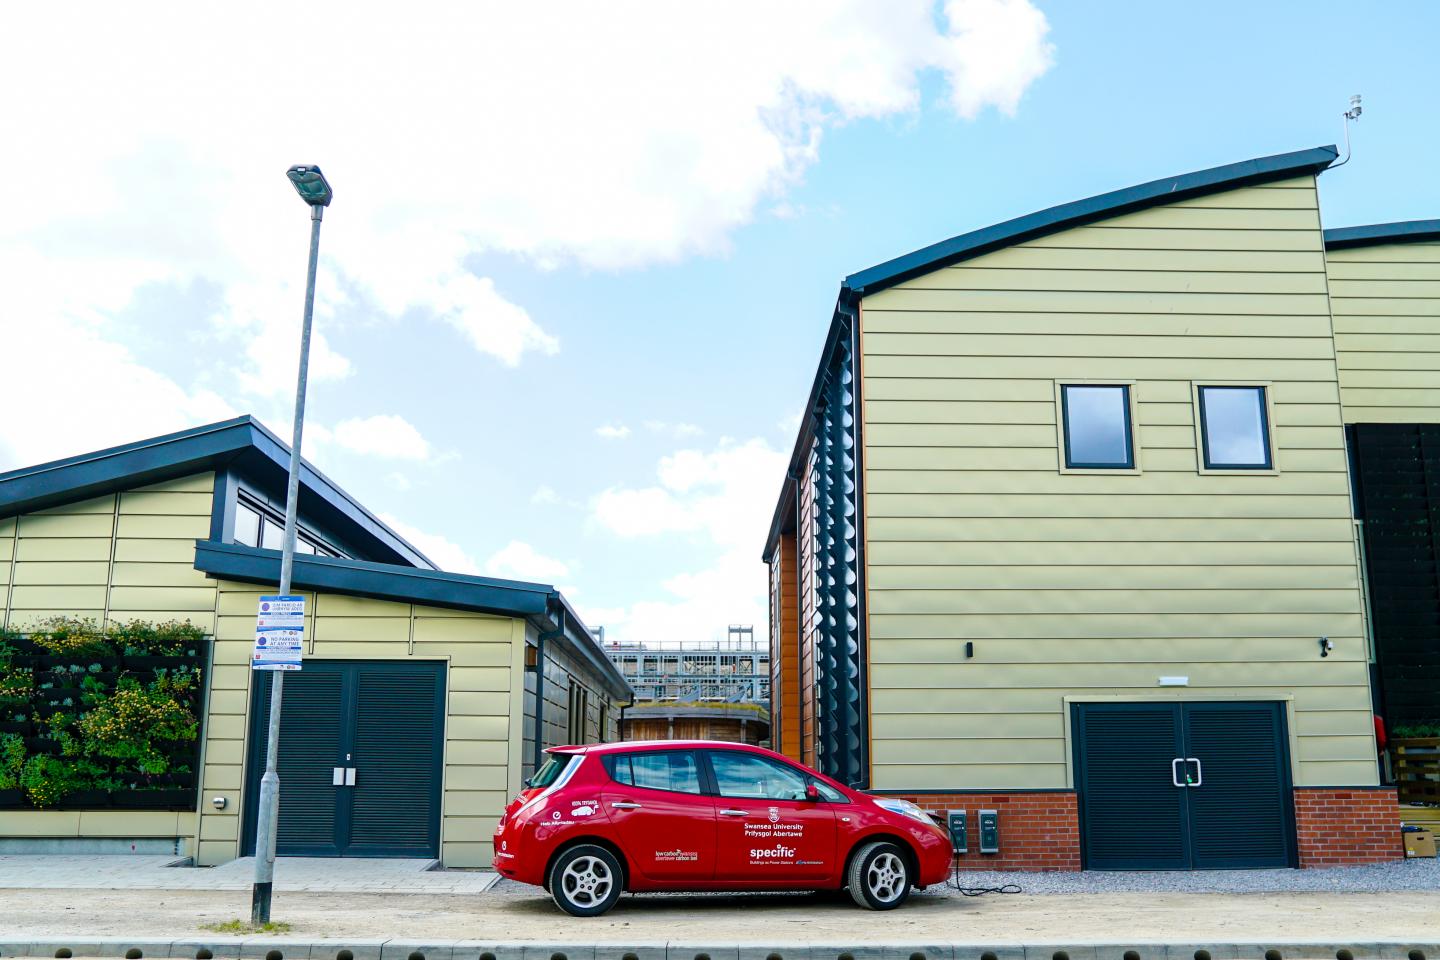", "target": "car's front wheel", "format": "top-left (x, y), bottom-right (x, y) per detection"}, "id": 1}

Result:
top-left (549, 844), bottom-right (624, 917)
top-left (847, 840), bottom-right (912, 910)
